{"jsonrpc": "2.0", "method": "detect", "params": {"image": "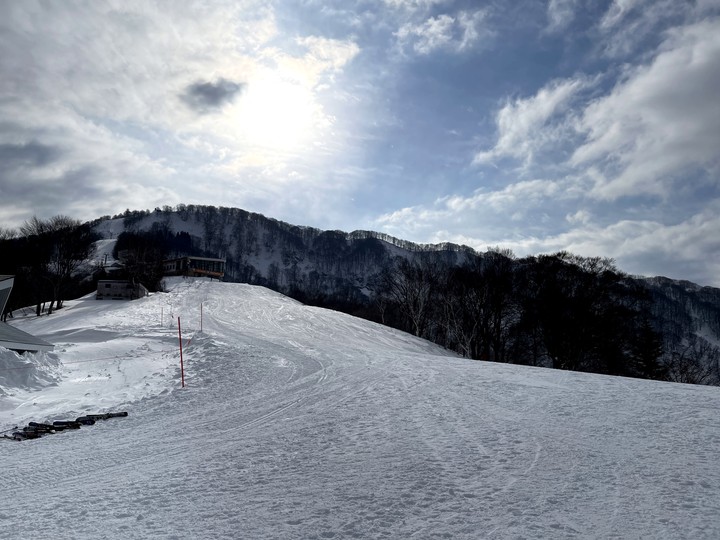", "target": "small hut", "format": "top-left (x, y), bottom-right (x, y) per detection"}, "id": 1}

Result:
top-left (96, 280), bottom-right (149, 300)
